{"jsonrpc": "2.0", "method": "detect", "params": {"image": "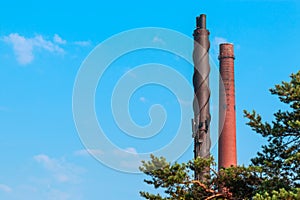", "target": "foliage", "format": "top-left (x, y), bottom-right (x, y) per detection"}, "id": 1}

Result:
top-left (253, 188), bottom-right (300, 200)
top-left (139, 155), bottom-right (217, 200)
top-left (244, 71), bottom-right (300, 192)
top-left (140, 71), bottom-right (300, 199)
top-left (139, 155), bottom-right (262, 200)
